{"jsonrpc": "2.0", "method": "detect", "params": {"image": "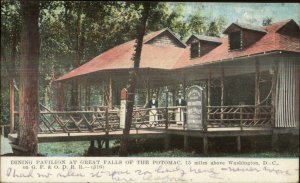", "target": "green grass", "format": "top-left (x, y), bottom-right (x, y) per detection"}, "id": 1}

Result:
top-left (38, 141), bottom-right (298, 158)
top-left (38, 141), bottom-right (90, 156)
